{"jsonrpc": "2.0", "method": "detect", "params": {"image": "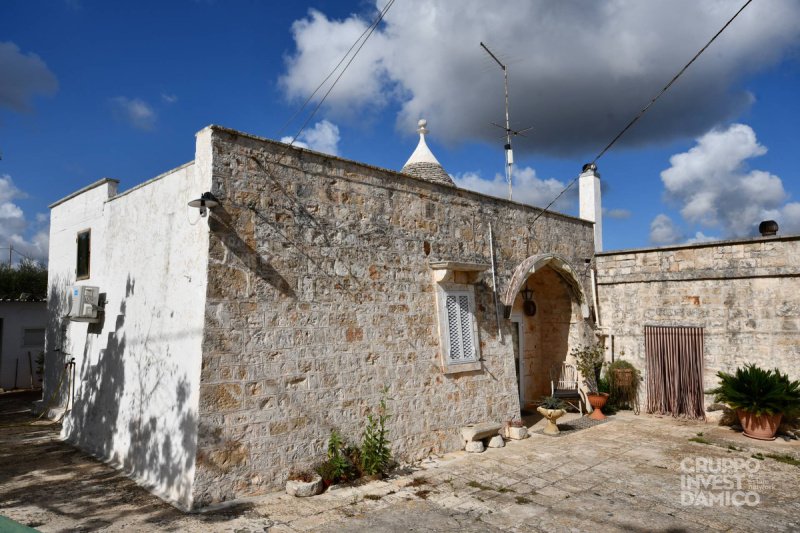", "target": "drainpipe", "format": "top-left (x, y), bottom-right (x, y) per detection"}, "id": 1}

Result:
top-left (590, 266), bottom-right (601, 328)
